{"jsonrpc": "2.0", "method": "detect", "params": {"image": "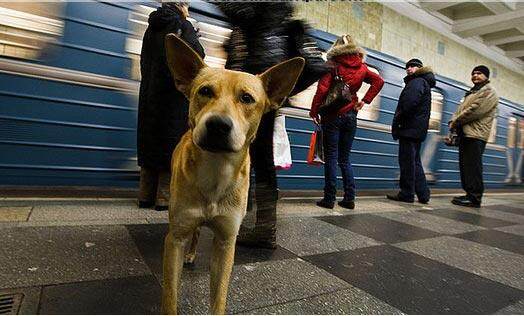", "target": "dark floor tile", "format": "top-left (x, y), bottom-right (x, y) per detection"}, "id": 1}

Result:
top-left (485, 205), bottom-right (524, 216)
top-left (454, 230), bottom-right (524, 255)
top-left (317, 214), bottom-right (442, 243)
top-left (126, 224), bottom-right (296, 277)
top-left (39, 275), bottom-right (161, 314)
top-left (304, 245), bottom-right (524, 314)
top-left (421, 208), bottom-right (516, 228)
